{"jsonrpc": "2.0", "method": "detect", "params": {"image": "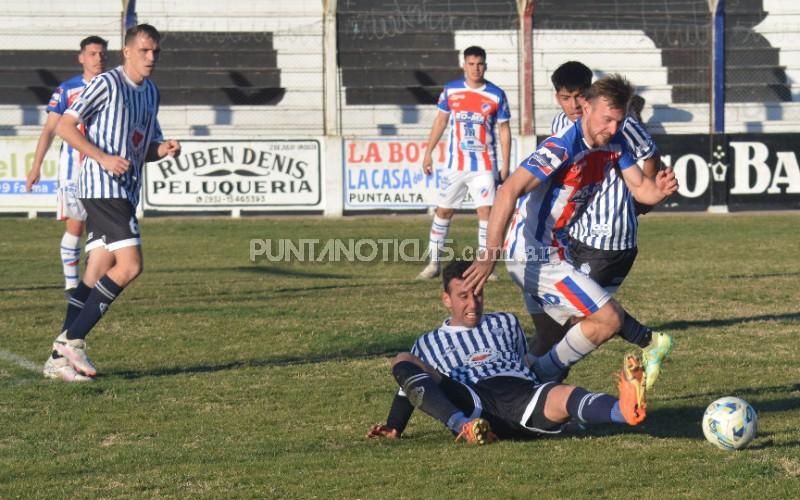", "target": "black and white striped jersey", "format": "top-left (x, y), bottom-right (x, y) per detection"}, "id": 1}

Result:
top-left (65, 66), bottom-right (163, 208)
top-left (551, 111), bottom-right (656, 250)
